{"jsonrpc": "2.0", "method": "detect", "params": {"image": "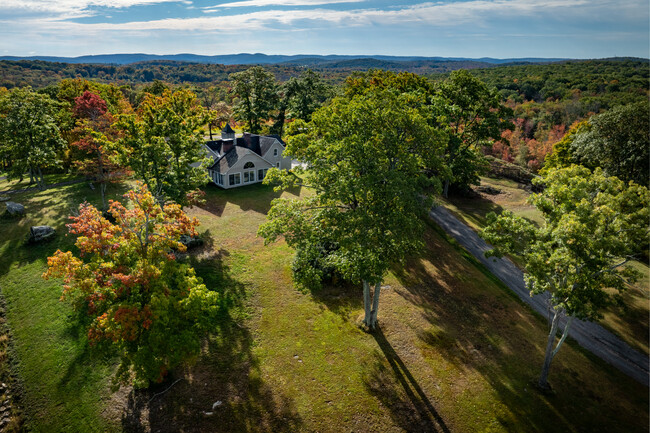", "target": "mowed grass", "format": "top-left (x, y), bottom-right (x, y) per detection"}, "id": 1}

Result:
top-left (443, 176), bottom-right (650, 356)
top-left (0, 178), bottom-right (130, 432)
top-left (0, 178), bottom-right (648, 432)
